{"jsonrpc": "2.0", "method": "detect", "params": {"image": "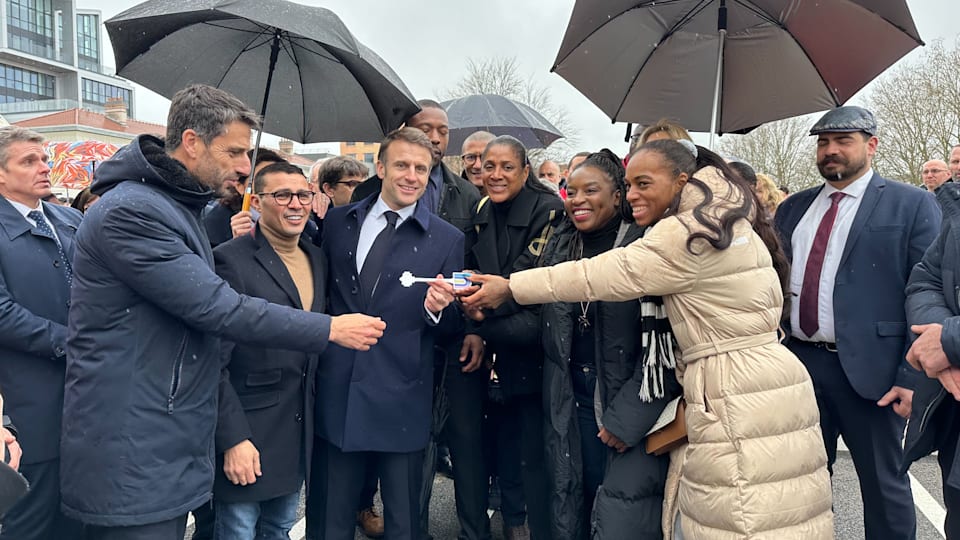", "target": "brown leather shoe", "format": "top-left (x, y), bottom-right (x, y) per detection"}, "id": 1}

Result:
top-left (503, 523), bottom-right (531, 540)
top-left (357, 506), bottom-right (385, 538)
